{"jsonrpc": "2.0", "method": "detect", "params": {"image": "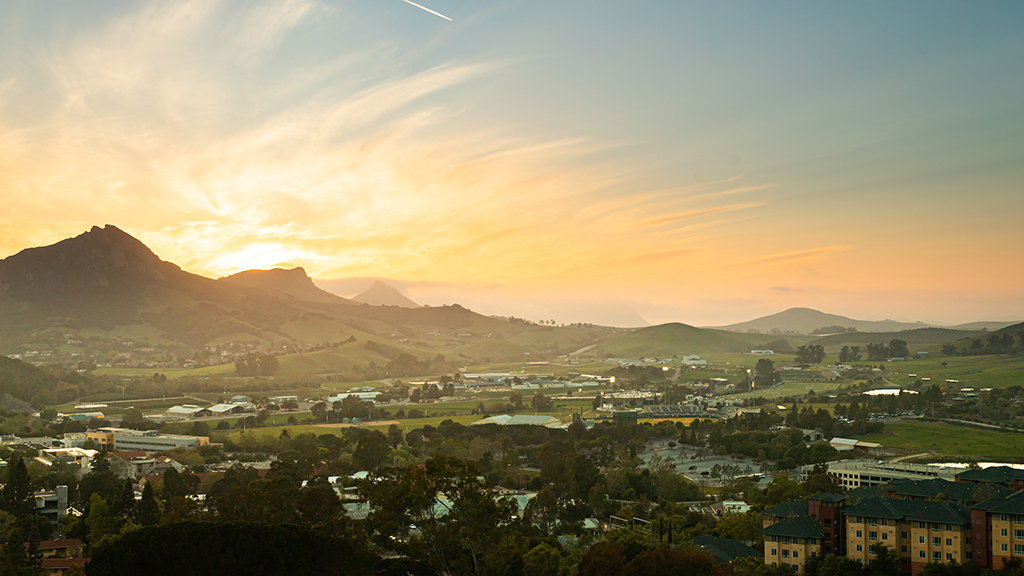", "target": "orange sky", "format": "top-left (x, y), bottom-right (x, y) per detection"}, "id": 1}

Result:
top-left (1, 1), bottom-right (1022, 326)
